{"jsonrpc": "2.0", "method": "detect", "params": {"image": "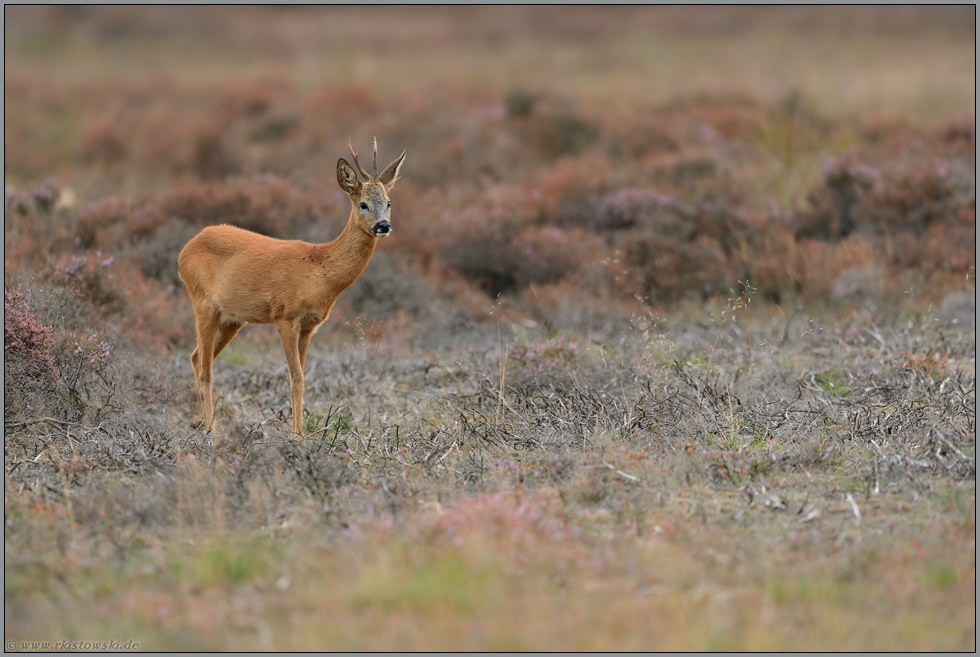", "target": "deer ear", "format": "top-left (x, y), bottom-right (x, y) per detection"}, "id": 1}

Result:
top-left (337, 158), bottom-right (361, 195)
top-left (378, 151), bottom-right (406, 189)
